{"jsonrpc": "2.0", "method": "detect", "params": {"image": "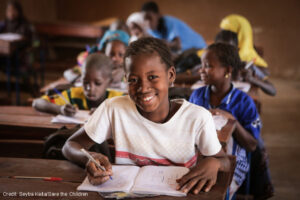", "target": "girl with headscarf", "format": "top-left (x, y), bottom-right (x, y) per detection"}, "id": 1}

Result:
top-left (126, 12), bottom-right (149, 43)
top-left (216, 14), bottom-right (276, 96)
